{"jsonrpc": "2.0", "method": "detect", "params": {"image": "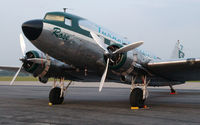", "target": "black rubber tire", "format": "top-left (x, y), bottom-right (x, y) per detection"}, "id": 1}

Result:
top-left (130, 88), bottom-right (144, 108)
top-left (49, 87), bottom-right (64, 105)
